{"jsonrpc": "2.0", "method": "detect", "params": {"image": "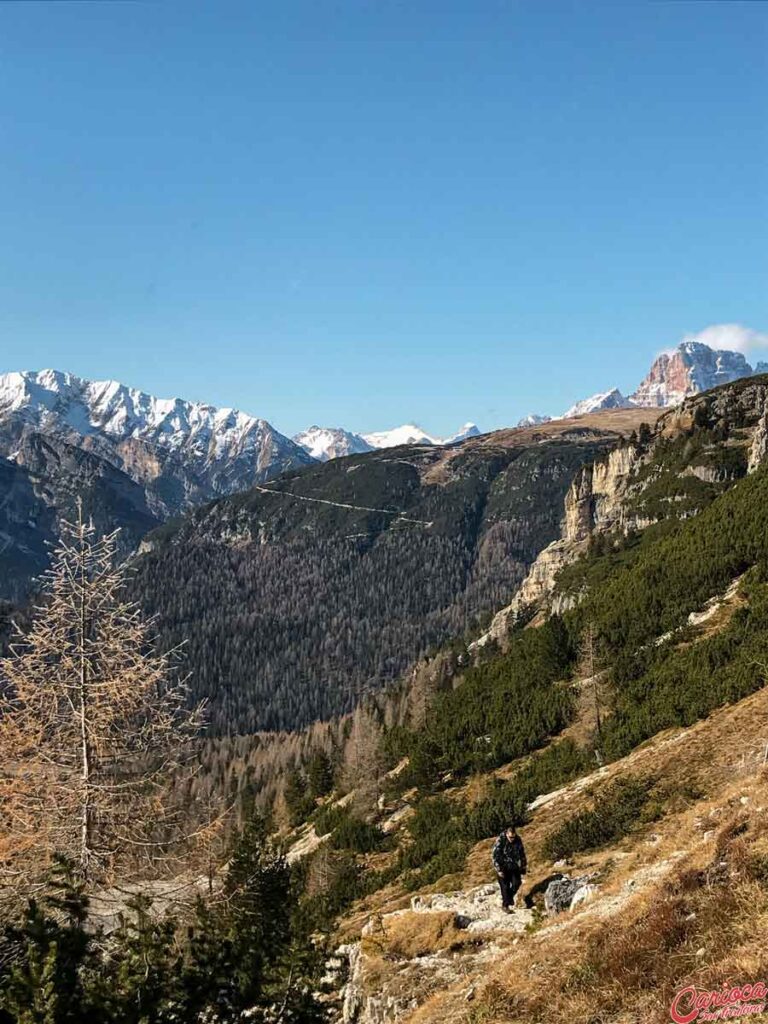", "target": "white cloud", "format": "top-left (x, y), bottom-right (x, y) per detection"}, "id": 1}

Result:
top-left (682, 323), bottom-right (768, 356)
